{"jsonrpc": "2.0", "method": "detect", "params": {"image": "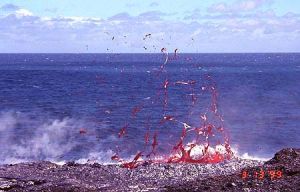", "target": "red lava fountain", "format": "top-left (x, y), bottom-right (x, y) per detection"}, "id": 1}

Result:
top-left (111, 51), bottom-right (233, 169)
